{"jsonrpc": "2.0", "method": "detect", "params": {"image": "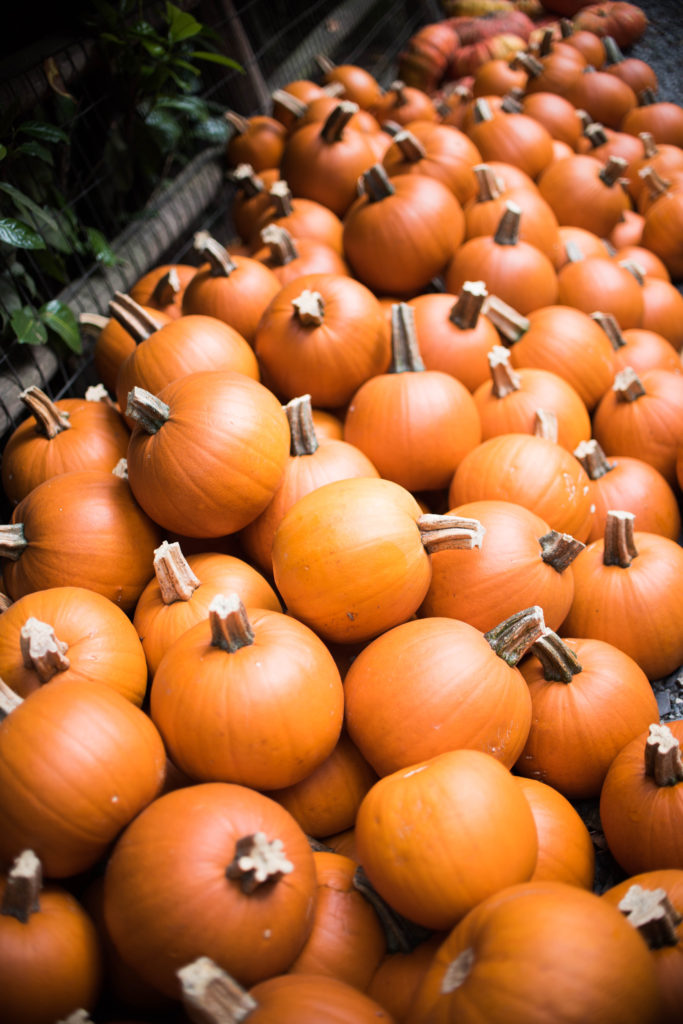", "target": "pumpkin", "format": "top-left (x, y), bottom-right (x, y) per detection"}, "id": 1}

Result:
top-left (381, 122), bottom-right (482, 208)
top-left (0, 850), bottom-right (102, 1024)
top-left (407, 880), bottom-right (661, 1024)
top-left (557, 248), bottom-right (644, 329)
top-left (0, 585), bottom-right (148, 705)
top-left (343, 606), bottom-right (546, 776)
top-left (342, 303), bottom-right (482, 492)
top-left (133, 541), bottom-right (282, 678)
top-left (316, 56), bottom-right (384, 110)
top-left (353, 748), bottom-right (538, 931)
top-left (271, 79), bottom-right (328, 126)
top-left (621, 94), bottom-right (683, 150)
top-left (253, 272), bottom-right (390, 408)
top-left (250, 179), bottom-right (346, 254)
top-left (536, 152), bottom-right (631, 237)
top-left (560, 510), bottom-right (683, 680)
top-left (518, 90), bottom-right (585, 150)
top-left (370, 79), bottom-right (439, 126)
top-left (86, 301), bottom-right (171, 396)
top-left (1, 385), bottom-right (129, 506)
top-left (600, 721), bottom-right (683, 874)
top-left (1, 469), bottom-right (162, 613)
top-left (566, 64), bottom-right (637, 129)
top-left (102, 782), bottom-right (318, 996)
top-left (472, 56), bottom-right (528, 97)
top-left (125, 371), bottom-right (291, 538)
top-left (591, 311), bottom-right (682, 377)
top-left (342, 165), bottom-right (465, 297)
top-left (251, 224), bottom-right (349, 284)
top-left (514, 777), bottom-right (595, 889)
top-left (624, 133), bottom-right (683, 207)
top-left (515, 628), bottom-right (659, 799)
top-left (639, 173), bottom-right (683, 282)
top-left (636, 272), bottom-right (683, 350)
top-left (225, 111), bottom-right (287, 171)
top-left (128, 262), bottom-right (196, 319)
top-left (149, 594), bottom-right (344, 790)
top-left (0, 678), bottom-right (166, 877)
top-left (241, 393), bottom-right (379, 573)
top-left (229, 164), bottom-right (282, 244)
top-left (464, 97), bottom-right (555, 179)
top-left (572, 2), bottom-right (649, 48)
top-left (367, 934), bottom-right (445, 1024)
top-left (420, 499), bottom-right (582, 633)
